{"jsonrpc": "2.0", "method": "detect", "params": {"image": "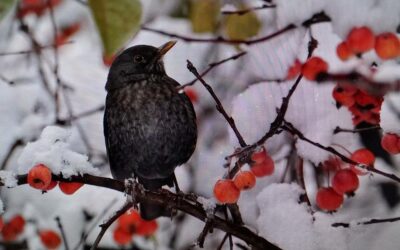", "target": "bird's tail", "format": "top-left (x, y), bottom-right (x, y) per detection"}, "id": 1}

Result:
top-left (139, 176), bottom-right (174, 220)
